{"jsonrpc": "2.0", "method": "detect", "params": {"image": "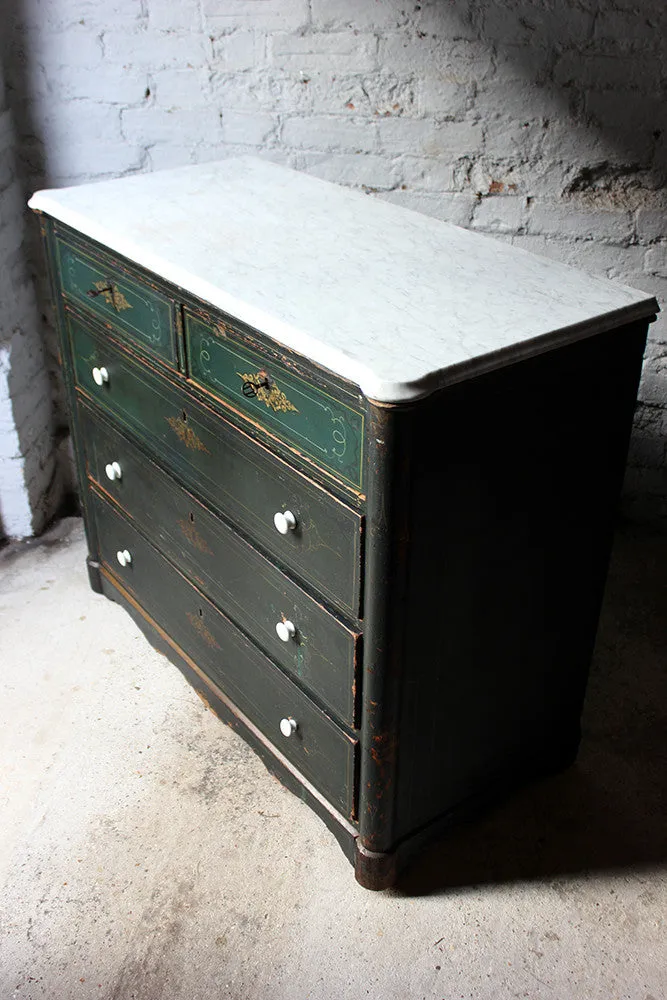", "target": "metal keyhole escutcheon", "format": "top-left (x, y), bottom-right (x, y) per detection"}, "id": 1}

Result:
top-left (87, 284), bottom-right (113, 298)
top-left (242, 375), bottom-right (270, 398)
